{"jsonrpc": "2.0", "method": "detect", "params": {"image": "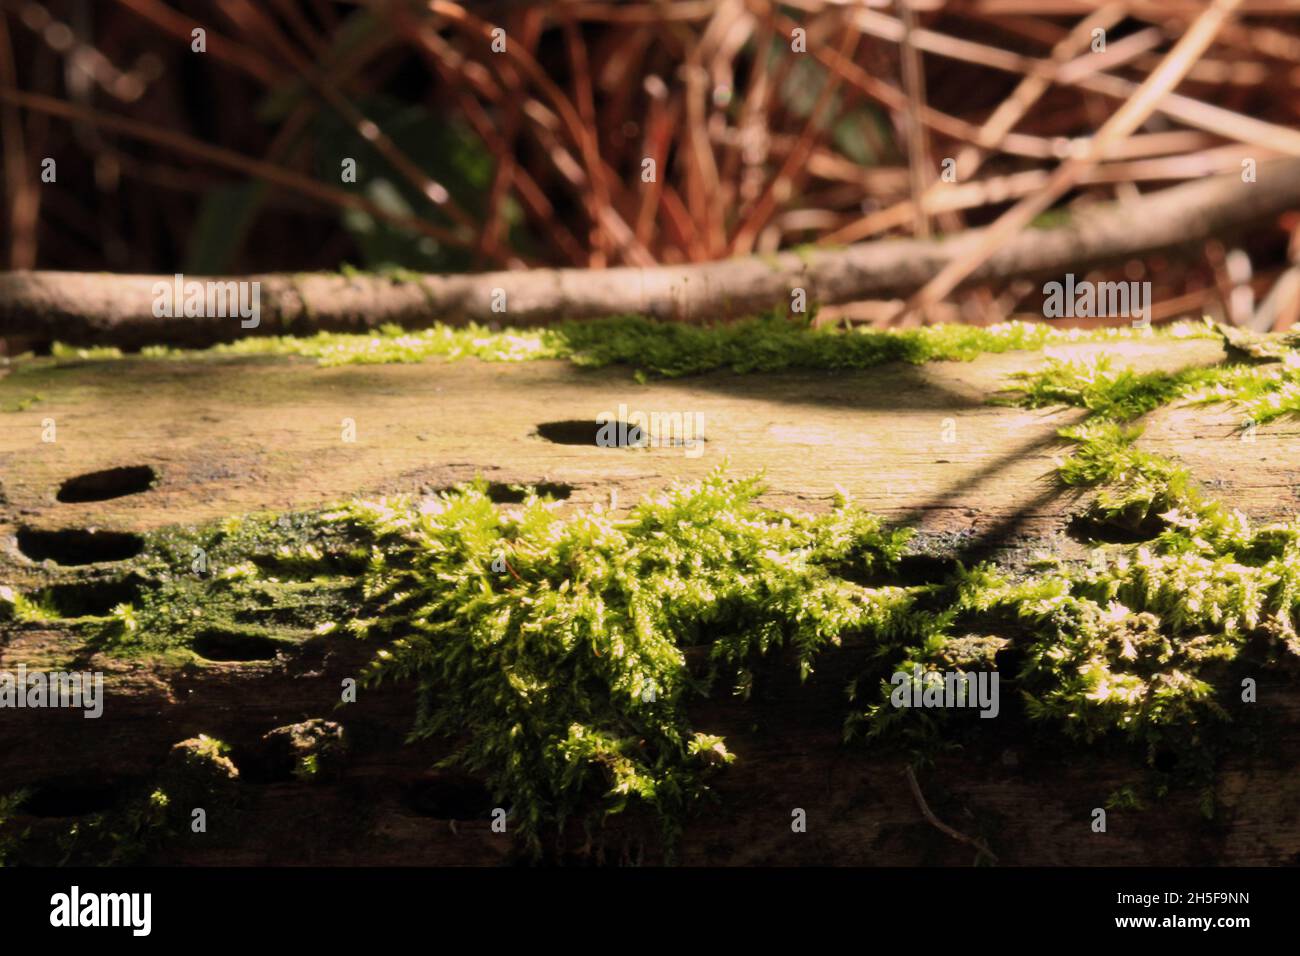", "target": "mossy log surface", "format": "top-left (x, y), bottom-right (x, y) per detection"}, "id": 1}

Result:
top-left (3, 337), bottom-right (1300, 865)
